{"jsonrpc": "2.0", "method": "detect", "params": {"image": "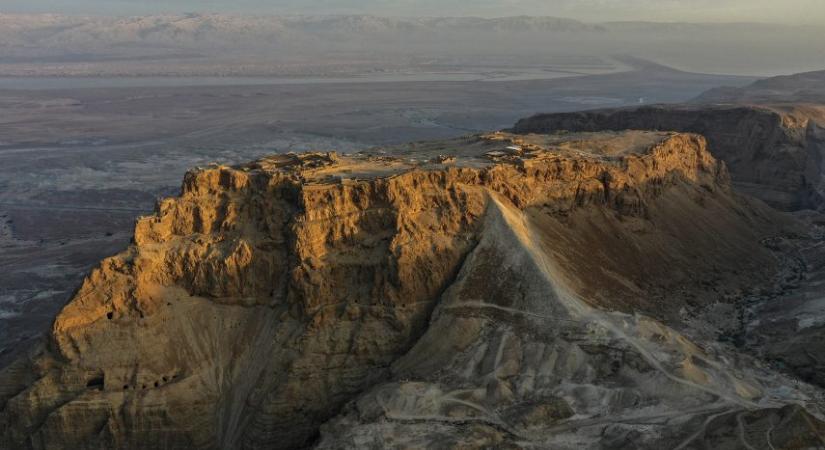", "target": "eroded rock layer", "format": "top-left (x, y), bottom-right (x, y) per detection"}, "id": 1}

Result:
top-left (2, 131), bottom-right (823, 449)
